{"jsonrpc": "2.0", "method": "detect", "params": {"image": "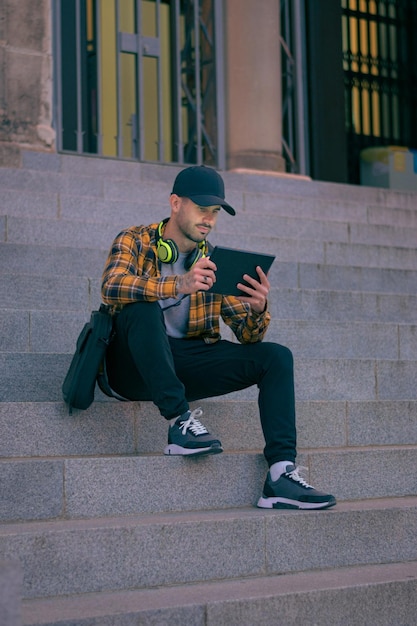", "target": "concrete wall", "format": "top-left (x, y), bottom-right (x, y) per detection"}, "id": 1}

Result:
top-left (0, 0), bottom-right (54, 164)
